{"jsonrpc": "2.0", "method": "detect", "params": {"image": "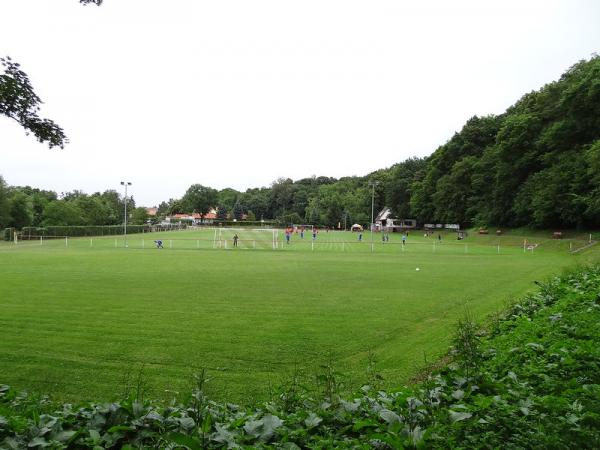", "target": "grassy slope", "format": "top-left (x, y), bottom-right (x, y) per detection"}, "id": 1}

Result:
top-left (424, 262), bottom-right (600, 448)
top-left (0, 230), bottom-right (588, 404)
